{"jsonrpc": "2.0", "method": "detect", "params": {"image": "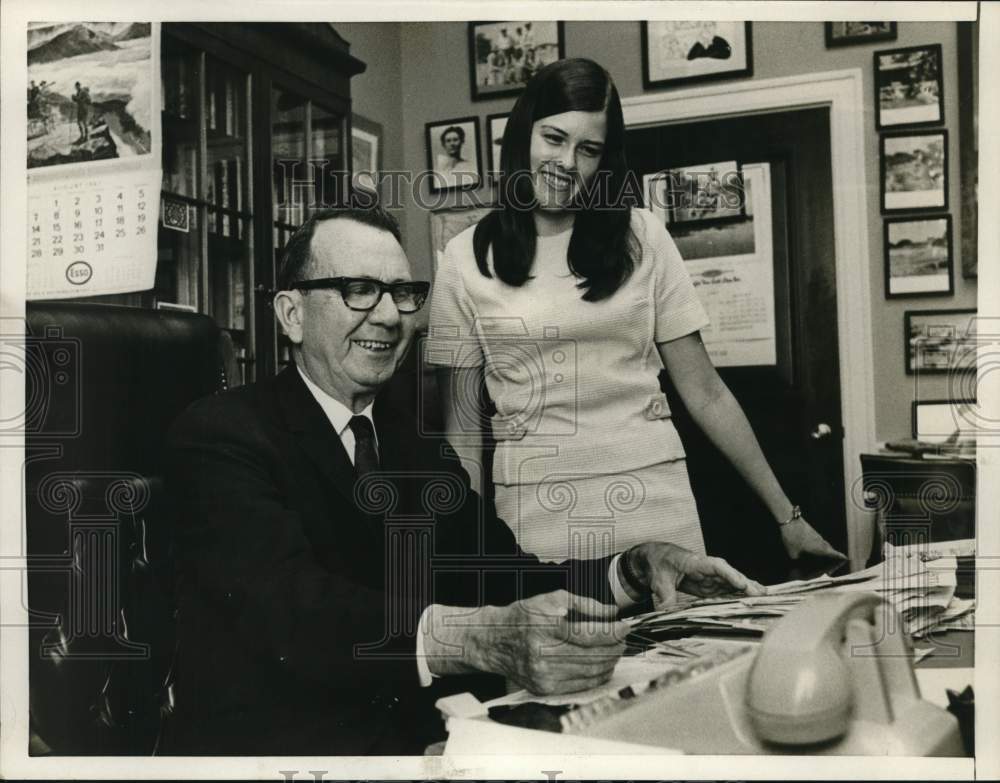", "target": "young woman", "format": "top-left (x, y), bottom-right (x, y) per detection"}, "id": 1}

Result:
top-left (426, 58), bottom-right (844, 565)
